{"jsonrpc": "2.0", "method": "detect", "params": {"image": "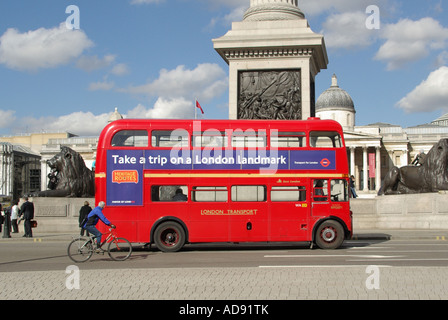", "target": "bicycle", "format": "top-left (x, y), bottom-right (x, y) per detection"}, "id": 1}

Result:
top-left (67, 226), bottom-right (132, 262)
